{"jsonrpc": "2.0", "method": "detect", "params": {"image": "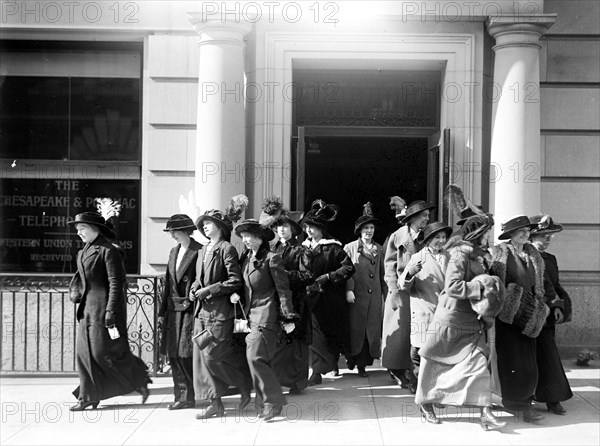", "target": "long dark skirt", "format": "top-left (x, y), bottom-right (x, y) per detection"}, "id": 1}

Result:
top-left (192, 317), bottom-right (252, 401)
top-left (534, 326), bottom-right (573, 403)
top-left (73, 322), bottom-right (149, 402)
top-left (495, 318), bottom-right (538, 410)
top-left (272, 333), bottom-right (309, 390)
